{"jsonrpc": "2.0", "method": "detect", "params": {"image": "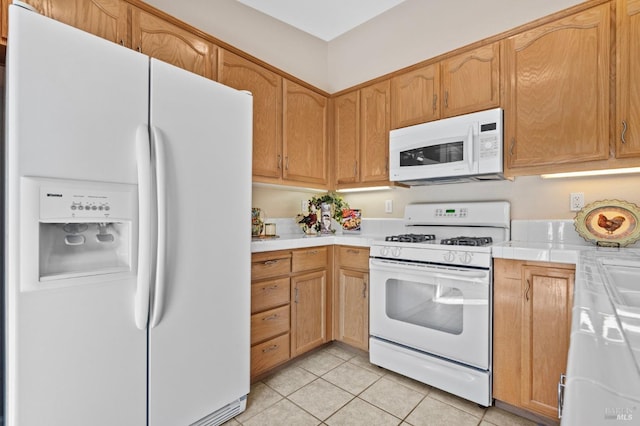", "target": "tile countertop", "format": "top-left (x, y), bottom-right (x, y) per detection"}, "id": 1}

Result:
top-left (253, 218), bottom-right (640, 423)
